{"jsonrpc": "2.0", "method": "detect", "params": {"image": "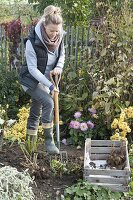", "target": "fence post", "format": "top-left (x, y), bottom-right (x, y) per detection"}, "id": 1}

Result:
top-left (74, 26), bottom-right (79, 69)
